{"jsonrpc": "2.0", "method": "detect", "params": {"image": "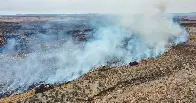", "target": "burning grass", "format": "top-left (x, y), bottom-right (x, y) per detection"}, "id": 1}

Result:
top-left (22, 34), bottom-right (196, 102)
top-left (0, 15), bottom-right (193, 102)
top-left (0, 32), bottom-right (195, 103)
